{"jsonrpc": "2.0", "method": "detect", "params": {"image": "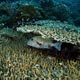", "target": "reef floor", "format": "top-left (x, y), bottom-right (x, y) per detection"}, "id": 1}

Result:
top-left (0, 28), bottom-right (80, 80)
